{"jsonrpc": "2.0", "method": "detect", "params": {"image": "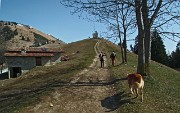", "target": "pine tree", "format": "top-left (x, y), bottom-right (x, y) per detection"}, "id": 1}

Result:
top-left (175, 48), bottom-right (180, 68)
top-left (151, 30), bottom-right (168, 65)
top-left (176, 41), bottom-right (180, 68)
top-left (133, 36), bottom-right (138, 54)
top-left (170, 41), bottom-right (180, 69)
top-left (133, 30), bottom-right (169, 65)
top-left (168, 53), bottom-right (176, 68)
